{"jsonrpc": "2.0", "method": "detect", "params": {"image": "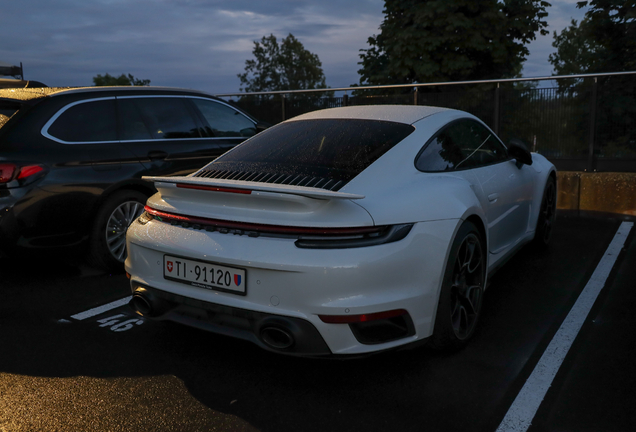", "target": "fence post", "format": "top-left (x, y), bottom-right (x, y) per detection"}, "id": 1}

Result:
top-left (493, 82), bottom-right (500, 134)
top-left (281, 94), bottom-right (286, 122)
top-left (343, 93), bottom-right (349, 107)
top-left (587, 78), bottom-right (598, 172)
top-left (414, 87), bottom-right (418, 106)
